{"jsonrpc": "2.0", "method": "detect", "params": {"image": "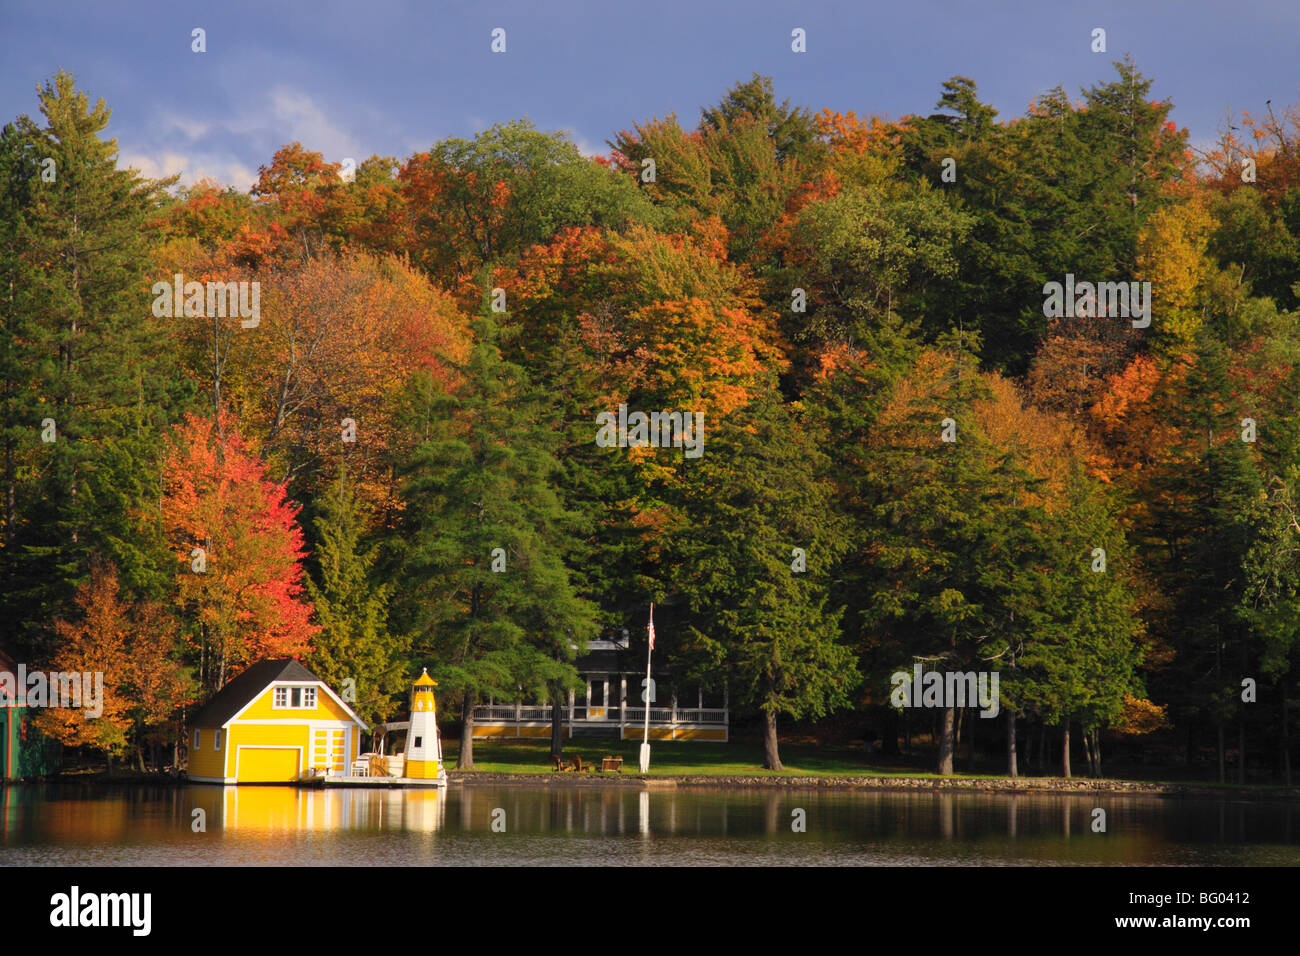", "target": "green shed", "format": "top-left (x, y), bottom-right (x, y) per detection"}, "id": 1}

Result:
top-left (0, 647), bottom-right (62, 781)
